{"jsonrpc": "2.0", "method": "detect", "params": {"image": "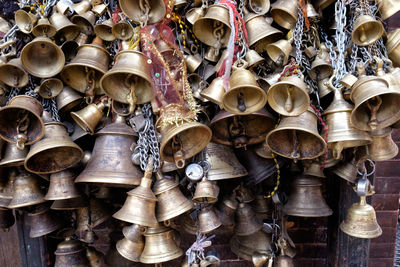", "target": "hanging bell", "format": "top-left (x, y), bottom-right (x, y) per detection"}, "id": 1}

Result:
top-left (49, 12), bottom-right (80, 43)
top-left (317, 77), bottom-right (332, 98)
top-left (28, 205), bottom-right (62, 238)
top-left (303, 159), bottom-right (326, 178)
top-left (309, 53), bottom-right (334, 81)
top-left (70, 101), bottom-right (106, 134)
top-left (340, 195), bottom-right (382, 239)
top-left (217, 195), bottom-right (238, 227)
top-left (266, 107), bottom-right (326, 160)
top-left (112, 20), bottom-right (134, 40)
top-left (234, 202), bottom-right (263, 236)
top-left (270, 0), bottom-right (298, 29)
top-left (0, 143), bottom-right (28, 167)
top-left (119, 0), bottom-right (166, 23)
top-left (283, 175), bottom-right (333, 217)
top-left (331, 157), bottom-right (358, 183)
top-left (222, 63), bottom-right (267, 115)
top-left (35, 78), bottom-right (64, 99)
top-left (306, 2), bottom-right (319, 19)
top-left (386, 29), bottom-right (400, 67)
top-left (198, 205), bottom-right (222, 234)
top-left (94, 19), bottom-right (115, 41)
top-left (71, 0), bottom-right (91, 15)
top-left (248, 0), bottom-right (270, 15)
top-left (0, 169), bottom-right (15, 208)
top-left (140, 225), bottom-right (183, 264)
top-left (192, 177), bottom-right (218, 204)
top-left (44, 170), bottom-right (81, 200)
top-left (71, 11), bottom-right (96, 36)
top-left (32, 17), bottom-right (57, 38)
top-left (368, 127), bottom-right (398, 161)
top-left (153, 172), bottom-right (194, 222)
top-left (56, 86), bottom-right (83, 115)
top-left (75, 198), bottom-right (110, 232)
top-left (313, 0), bottom-right (335, 10)
top-left (246, 49), bottom-right (265, 69)
top-left (51, 196), bottom-right (88, 210)
top-left (116, 224), bottom-right (145, 262)
top-left (205, 142), bottom-right (248, 181)
top-left (204, 45), bottom-right (220, 62)
top-left (15, 10), bottom-right (37, 34)
top-left (254, 142), bottom-right (274, 159)
top-left (352, 15), bottom-right (384, 46)
top-left (8, 170), bottom-right (46, 209)
top-left (188, 73), bottom-right (208, 102)
top-left (75, 115), bottom-right (143, 186)
top-left (252, 195), bottom-right (273, 220)
top-left (0, 95), bottom-right (44, 150)
top-left (377, 0), bottom-right (400, 20)
top-left (24, 121), bottom-right (83, 174)
top-left (186, 7), bottom-right (206, 25)
top-left (54, 238), bottom-right (90, 267)
top-left (266, 39), bottom-right (292, 66)
top-left (274, 250), bottom-right (294, 267)
top-left (184, 54), bottom-right (203, 73)
top-left (0, 208), bottom-right (15, 231)
top-left (193, 5), bottom-right (232, 48)
top-left (0, 58), bottom-right (29, 88)
top-left (230, 230), bottom-right (272, 261)
top-left (200, 77), bottom-right (225, 107)
top-left (267, 75), bottom-right (310, 116)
